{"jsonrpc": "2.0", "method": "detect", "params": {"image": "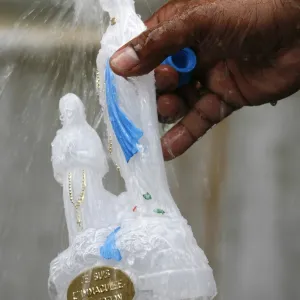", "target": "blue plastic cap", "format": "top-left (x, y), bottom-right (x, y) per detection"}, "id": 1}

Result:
top-left (161, 48), bottom-right (197, 87)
